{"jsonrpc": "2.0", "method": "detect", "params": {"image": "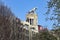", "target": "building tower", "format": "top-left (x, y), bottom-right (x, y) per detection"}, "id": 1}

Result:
top-left (26, 8), bottom-right (38, 32)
